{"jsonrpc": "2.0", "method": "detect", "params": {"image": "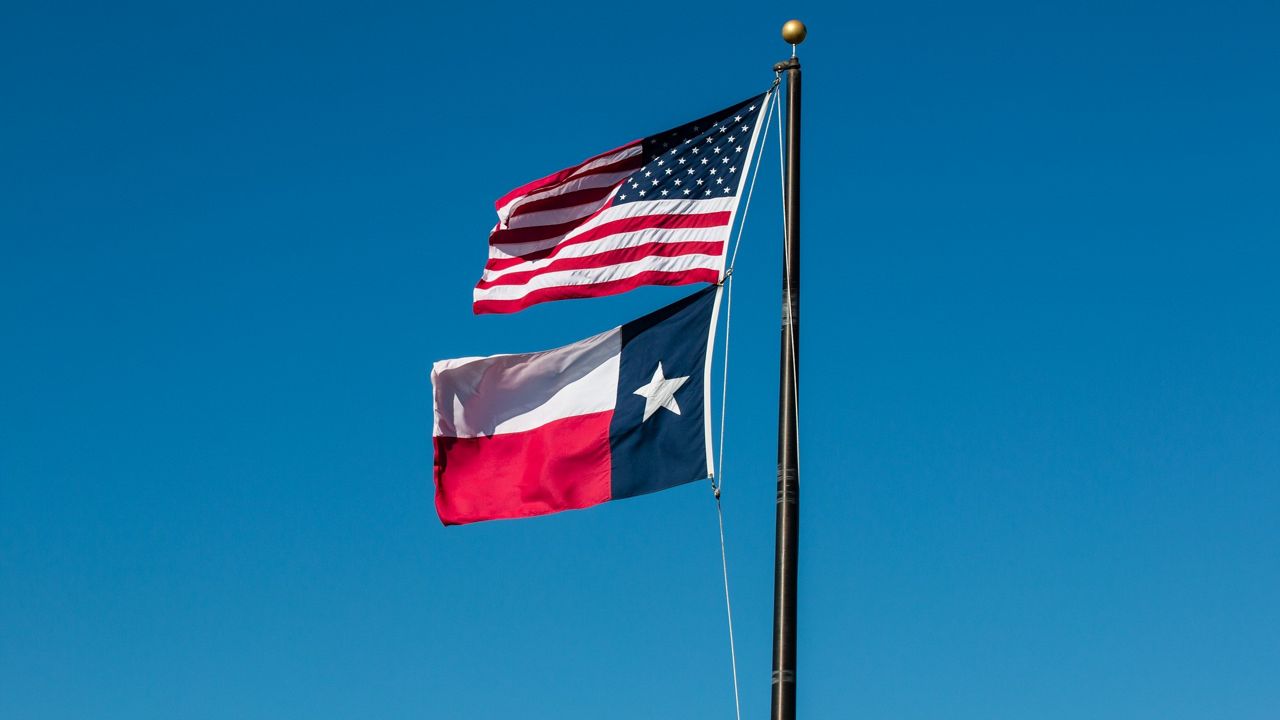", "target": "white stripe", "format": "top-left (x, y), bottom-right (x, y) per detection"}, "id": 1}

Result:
top-left (473, 253), bottom-right (724, 302)
top-left (432, 327), bottom-right (622, 438)
top-left (494, 145), bottom-right (643, 223)
top-left (490, 196), bottom-right (737, 258)
top-left (482, 226), bottom-right (729, 282)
